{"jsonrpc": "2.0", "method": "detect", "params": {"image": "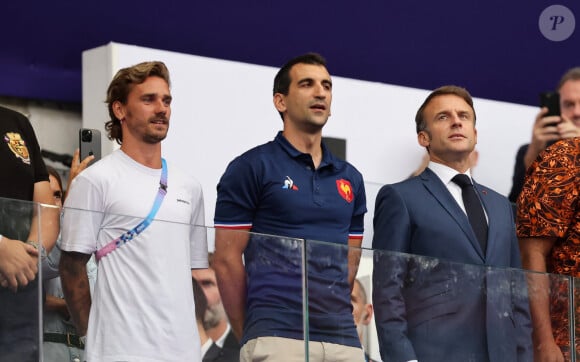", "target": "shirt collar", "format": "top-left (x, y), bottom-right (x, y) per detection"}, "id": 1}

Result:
top-left (428, 161), bottom-right (473, 185)
top-left (274, 131), bottom-right (338, 169)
